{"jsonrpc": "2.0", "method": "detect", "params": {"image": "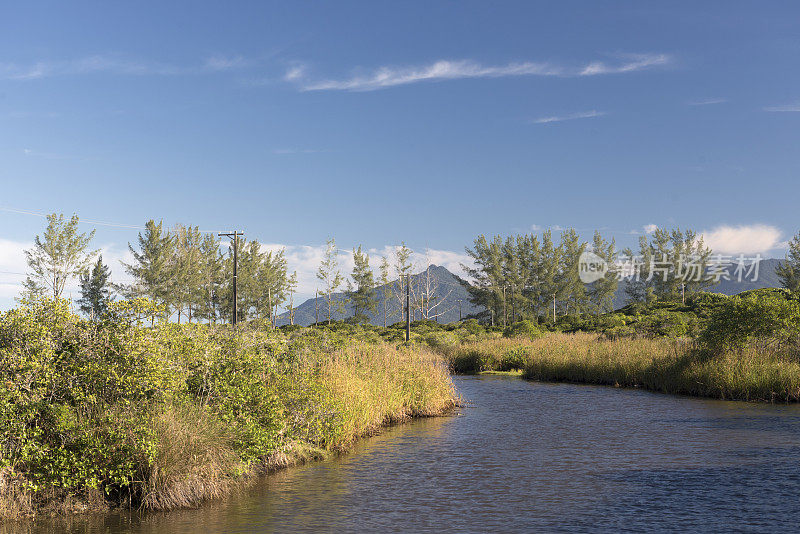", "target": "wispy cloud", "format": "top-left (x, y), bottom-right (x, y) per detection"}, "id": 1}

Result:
top-left (271, 148), bottom-right (332, 155)
top-left (688, 98), bottom-right (728, 106)
top-left (0, 54), bottom-right (248, 80)
top-left (764, 102), bottom-right (800, 112)
top-left (532, 110), bottom-right (606, 124)
top-left (577, 53), bottom-right (671, 76)
top-left (287, 53), bottom-right (672, 92)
